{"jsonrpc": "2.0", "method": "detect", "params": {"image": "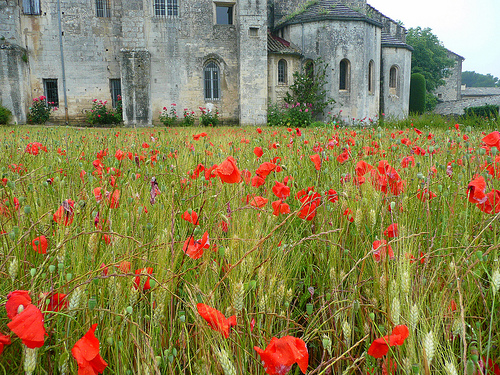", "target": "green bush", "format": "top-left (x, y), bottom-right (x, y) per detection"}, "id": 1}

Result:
top-left (409, 73), bottom-right (426, 114)
top-left (159, 104), bottom-right (178, 126)
top-left (27, 95), bottom-right (57, 124)
top-left (182, 108), bottom-right (195, 127)
top-left (199, 107), bottom-right (219, 127)
top-left (0, 104), bottom-right (12, 125)
top-left (464, 104), bottom-right (499, 119)
top-left (86, 99), bottom-right (121, 126)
